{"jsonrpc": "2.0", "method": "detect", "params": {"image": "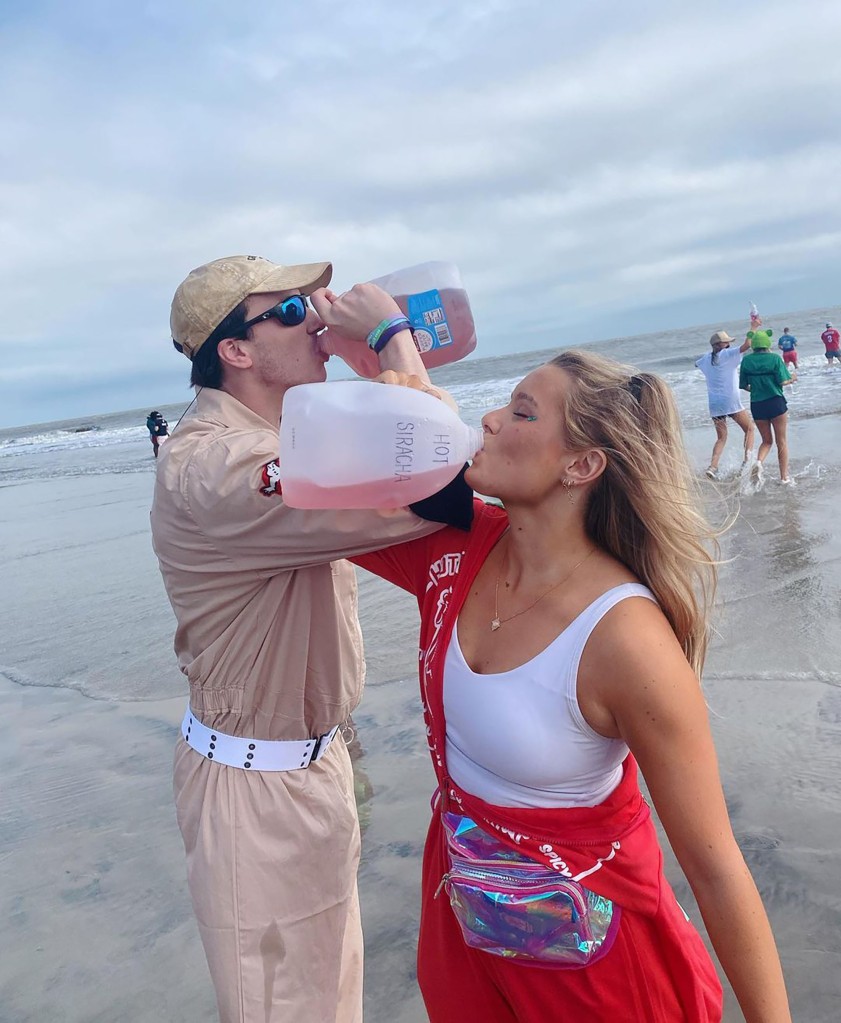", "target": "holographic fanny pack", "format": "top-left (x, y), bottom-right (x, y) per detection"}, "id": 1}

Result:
top-left (438, 812), bottom-right (620, 969)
